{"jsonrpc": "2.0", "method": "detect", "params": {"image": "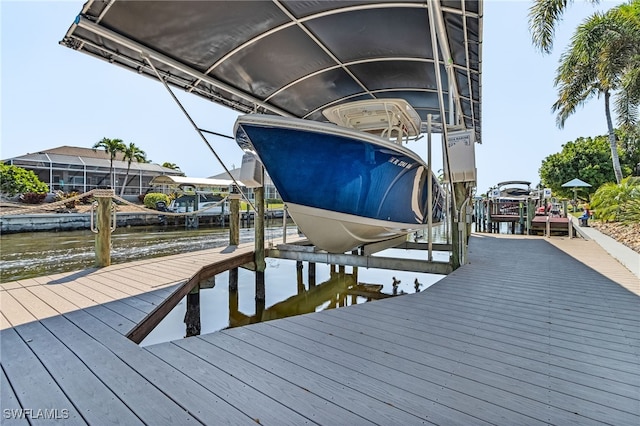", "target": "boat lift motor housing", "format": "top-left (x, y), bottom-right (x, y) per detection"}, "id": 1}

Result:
top-left (239, 152), bottom-right (263, 188)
